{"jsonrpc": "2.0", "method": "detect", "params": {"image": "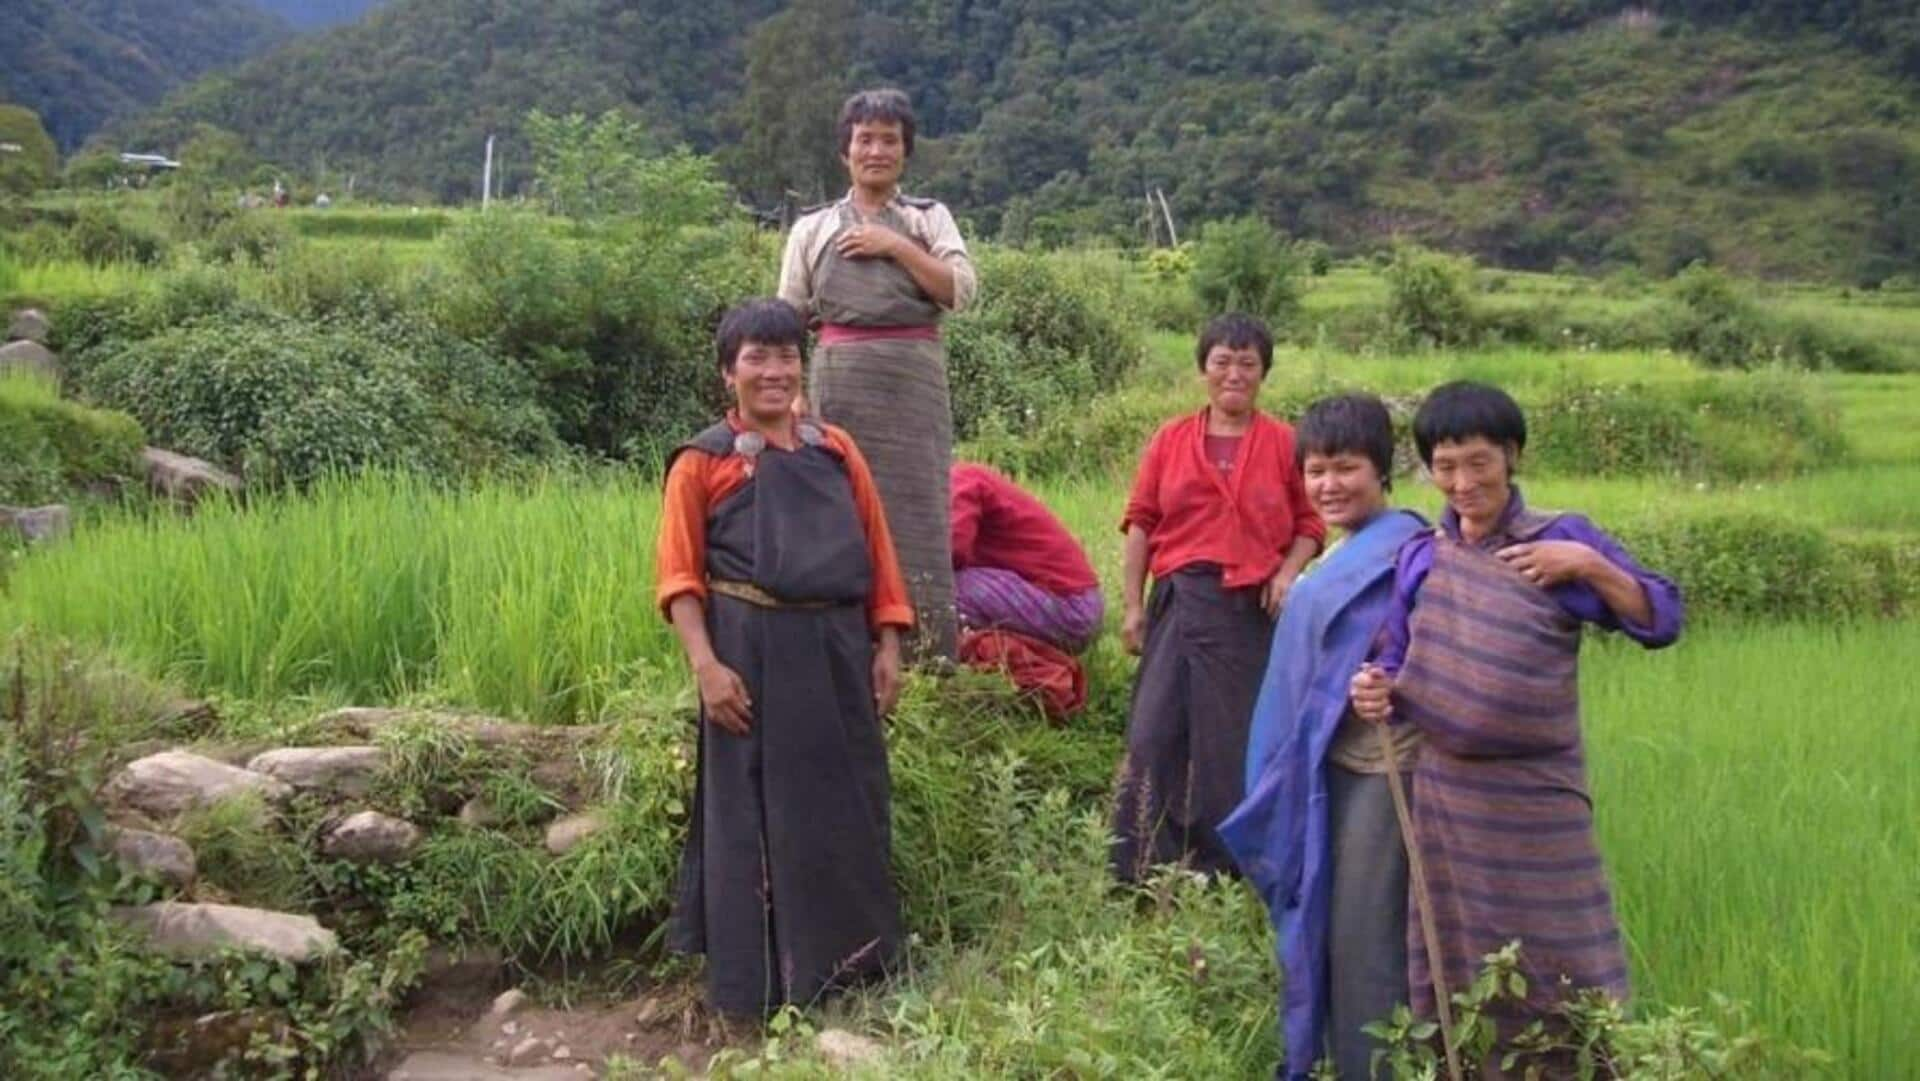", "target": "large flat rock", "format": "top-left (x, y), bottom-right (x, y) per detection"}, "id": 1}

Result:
top-left (0, 504), bottom-right (70, 545)
top-left (0, 339), bottom-right (58, 382)
top-left (7, 308), bottom-right (51, 343)
top-left (109, 902), bottom-right (338, 963)
top-left (141, 446), bottom-right (242, 506)
top-left (105, 750), bottom-right (292, 819)
top-left (247, 745), bottom-right (385, 796)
